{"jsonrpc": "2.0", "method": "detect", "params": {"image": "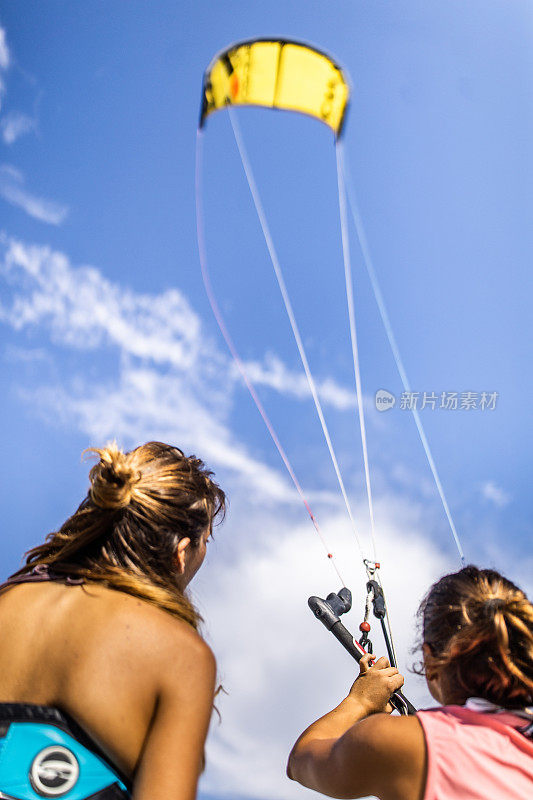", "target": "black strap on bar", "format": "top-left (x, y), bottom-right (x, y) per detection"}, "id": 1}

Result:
top-left (366, 579), bottom-right (397, 667)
